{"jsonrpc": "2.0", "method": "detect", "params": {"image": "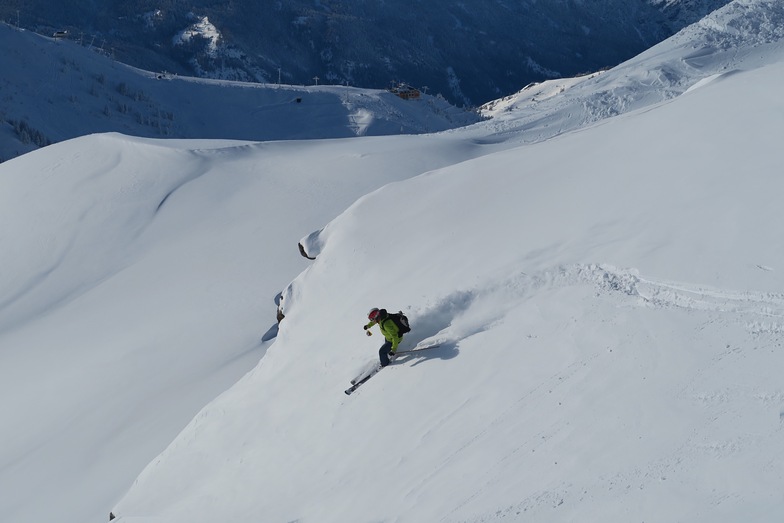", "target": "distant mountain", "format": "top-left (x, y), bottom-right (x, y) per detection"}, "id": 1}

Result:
top-left (0, 0), bottom-right (733, 106)
top-left (0, 23), bottom-right (478, 163)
